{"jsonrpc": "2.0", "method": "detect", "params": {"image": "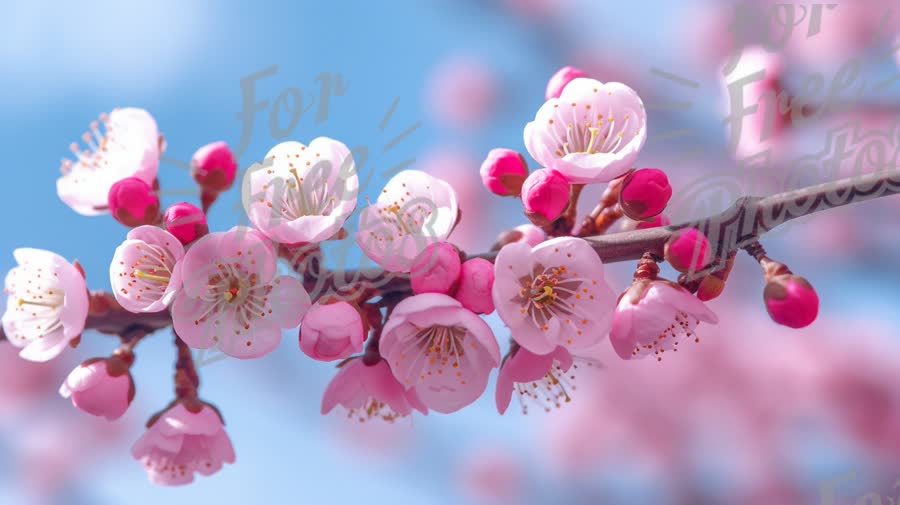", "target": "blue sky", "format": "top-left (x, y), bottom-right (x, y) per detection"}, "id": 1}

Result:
top-left (2, 1), bottom-right (900, 504)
